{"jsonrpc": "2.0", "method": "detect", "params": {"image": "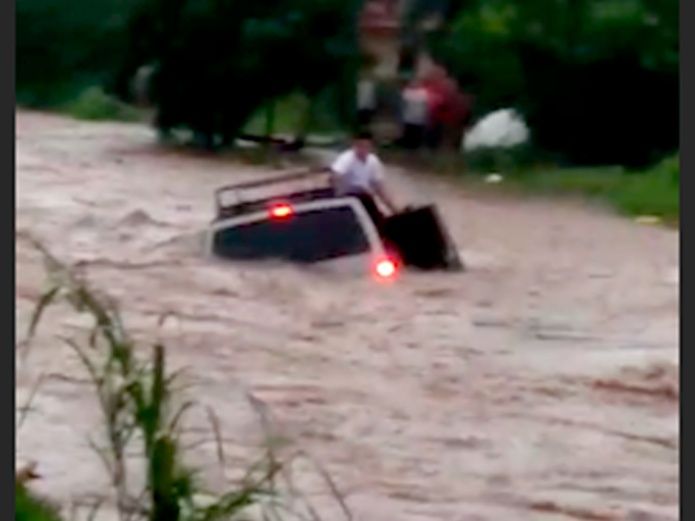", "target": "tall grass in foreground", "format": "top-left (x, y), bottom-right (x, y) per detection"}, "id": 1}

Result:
top-left (16, 483), bottom-right (64, 521)
top-left (23, 240), bottom-right (351, 521)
